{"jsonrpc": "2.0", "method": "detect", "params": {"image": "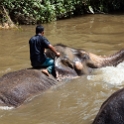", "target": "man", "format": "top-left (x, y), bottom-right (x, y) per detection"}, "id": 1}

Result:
top-left (29, 25), bottom-right (60, 76)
